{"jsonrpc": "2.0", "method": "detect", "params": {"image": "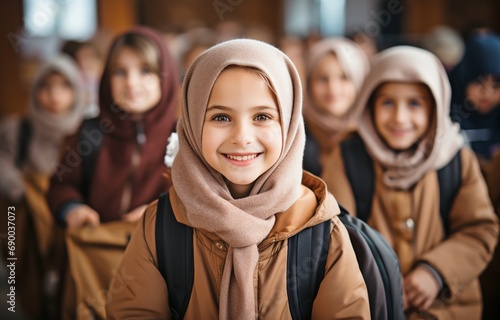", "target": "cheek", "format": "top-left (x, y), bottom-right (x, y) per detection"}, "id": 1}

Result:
top-left (144, 75), bottom-right (161, 93)
top-left (415, 112), bottom-right (431, 131)
top-left (62, 89), bottom-right (75, 103)
top-left (201, 126), bottom-right (220, 160)
top-left (466, 83), bottom-right (481, 102)
top-left (110, 78), bottom-right (122, 100)
top-left (343, 83), bottom-right (357, 101)
top-left (146, 79), bottom-right (162, 104)
top-left (260, 125), bottom-right (283, 154)
top-left (37, 91), bottom-right (48, 104)
top-left (373, 107), bottom-right (387, 130)
top-left (310, 80), bottom-right (326, 98)
top-left (492, 89), bottom-right (500, 103)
